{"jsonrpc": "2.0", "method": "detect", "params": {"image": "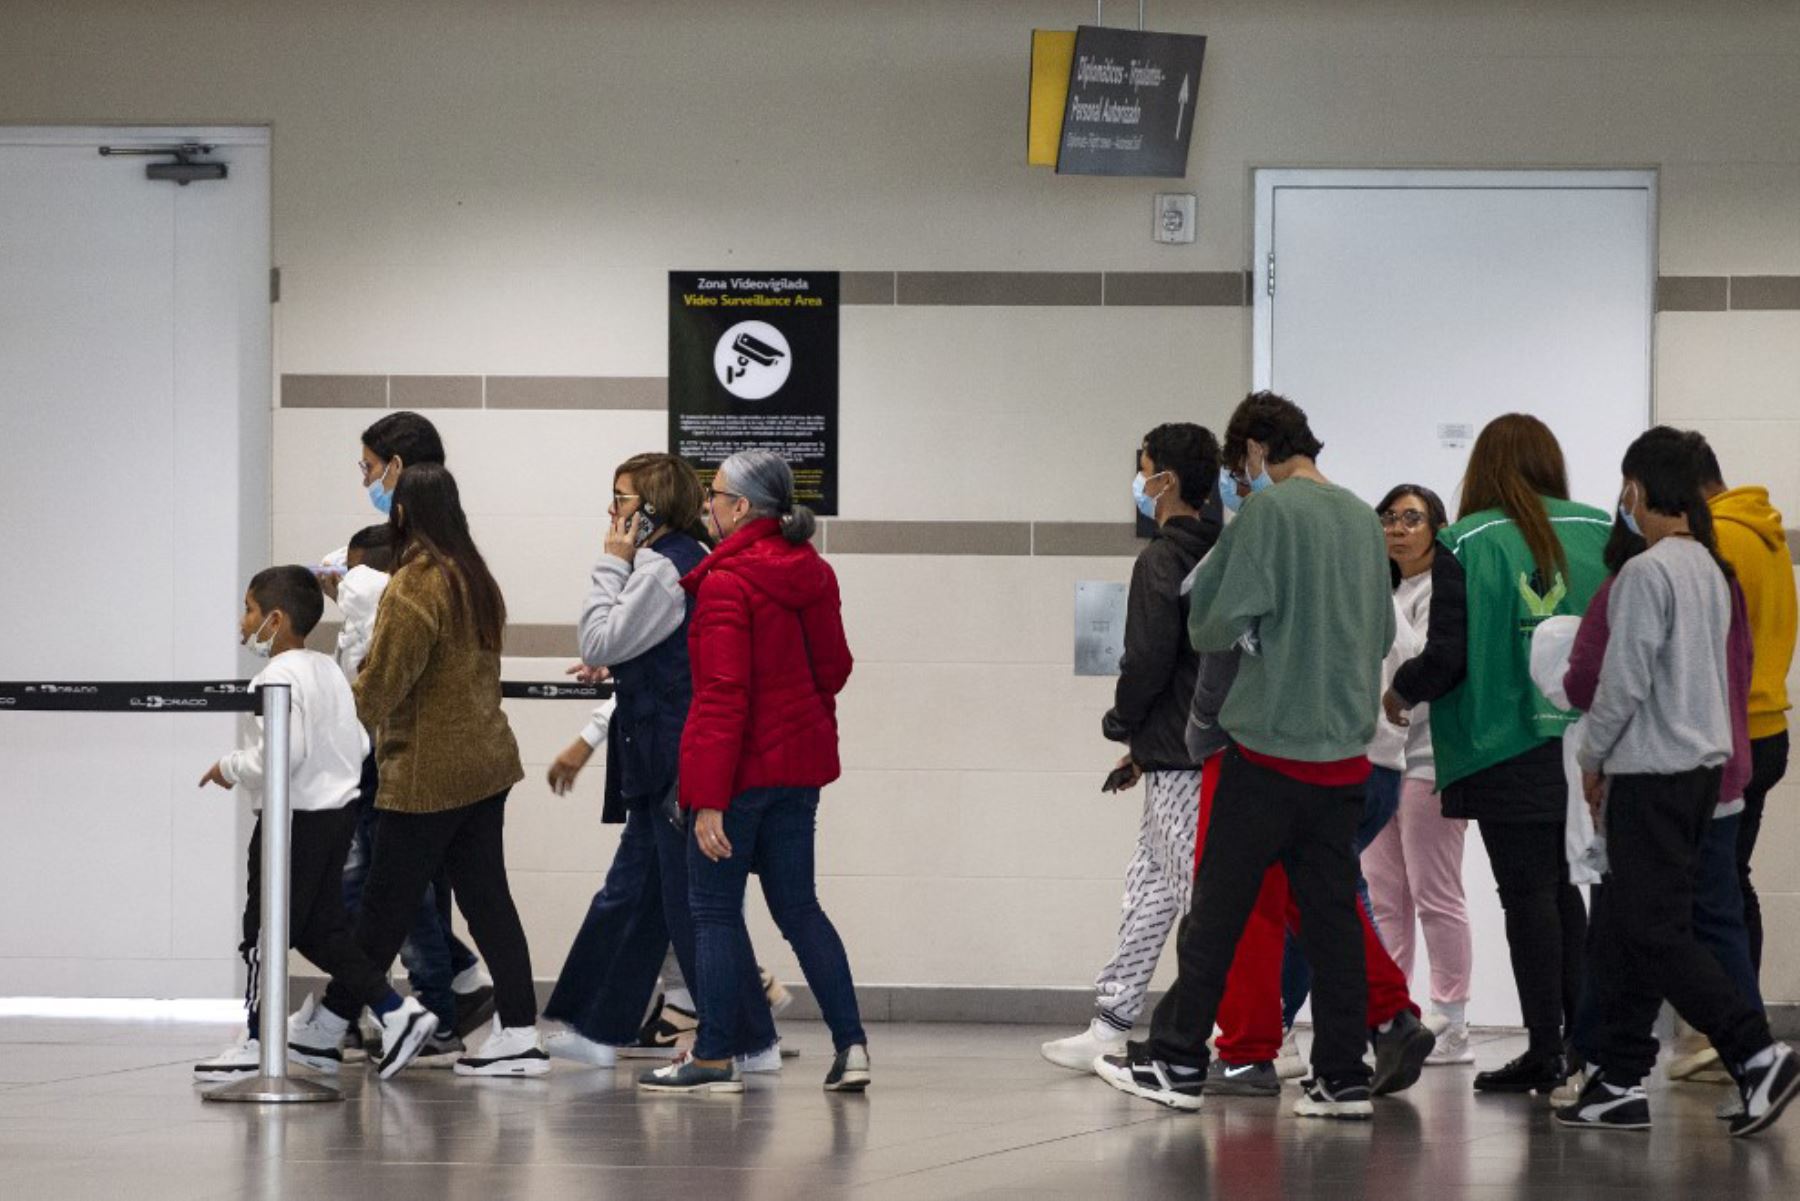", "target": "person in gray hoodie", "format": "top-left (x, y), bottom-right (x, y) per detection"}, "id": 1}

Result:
top-left (1558, 427), bottom-right (1798, 1138)
top-left (1041, 423), bottom-right (1221, 1072)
